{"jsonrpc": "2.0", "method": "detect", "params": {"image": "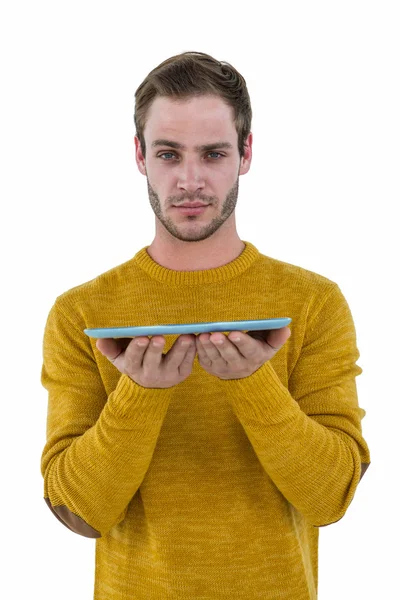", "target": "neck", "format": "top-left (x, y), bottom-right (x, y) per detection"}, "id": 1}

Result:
top-left (146, 237), bottom-right (246, 272)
